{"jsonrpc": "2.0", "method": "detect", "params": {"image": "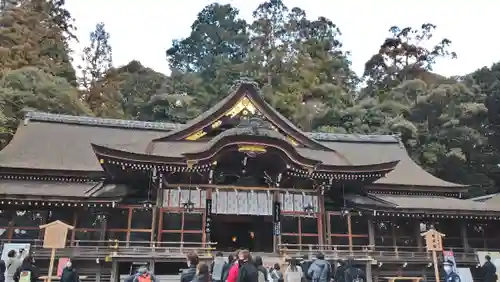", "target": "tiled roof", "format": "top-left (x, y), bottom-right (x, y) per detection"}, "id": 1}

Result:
top-left (0, 180), bottom-right (100, 197)
top-left (0, 111), bottom-right (463, 189)
top-left (346, 194), bottom-right (500, 213)
top-left (25, 111), bottom-right (400, 143)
